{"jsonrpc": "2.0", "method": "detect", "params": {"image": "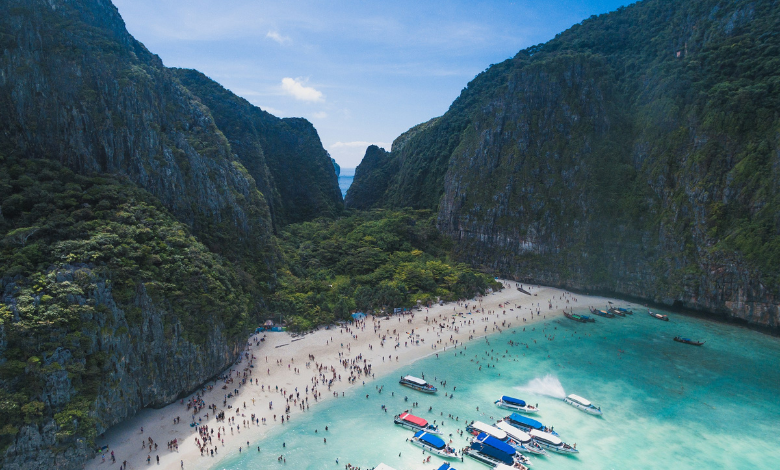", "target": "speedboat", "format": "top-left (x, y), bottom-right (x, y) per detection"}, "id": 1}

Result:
top-left (465, 433), bottom-right (530, 468)
top-left (529, 429), bottom-right (578, 454)
top-left (495, 421), bottom-right (547, 455)
top-left (394, 411), bottom-right (441, 434)
top-left (495, 396), bottom-right (539, 414)
top-left (503, 413), bottom-right (558, 436)
top-left (399, 375), bottom-right (437, 393)
top-left (563, 394), bottom-right (602, 415)
top-left (466, 421), bottom-right (508, 441)
top-left (410, 430), bottom-right (460, 459)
